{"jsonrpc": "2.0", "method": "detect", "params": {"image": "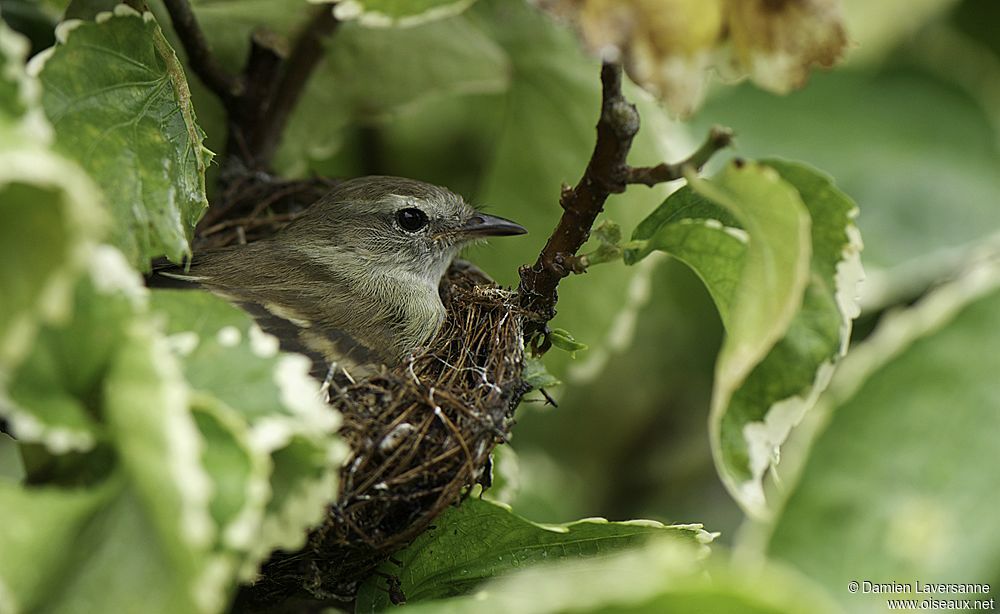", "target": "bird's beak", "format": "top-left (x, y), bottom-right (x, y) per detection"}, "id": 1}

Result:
top-left (459, 213), bottom-right (527, 238)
